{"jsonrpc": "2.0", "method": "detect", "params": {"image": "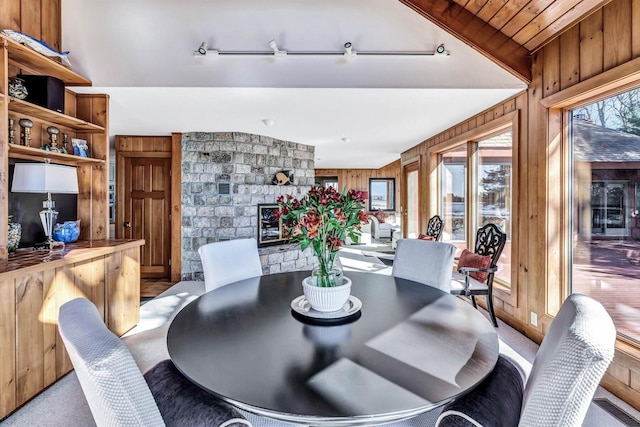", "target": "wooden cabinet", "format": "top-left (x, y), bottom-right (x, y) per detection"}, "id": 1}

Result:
top-left (0, 240), bottom-right (144, 418)
top-left (0, 34), bottom-right (110, 259)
